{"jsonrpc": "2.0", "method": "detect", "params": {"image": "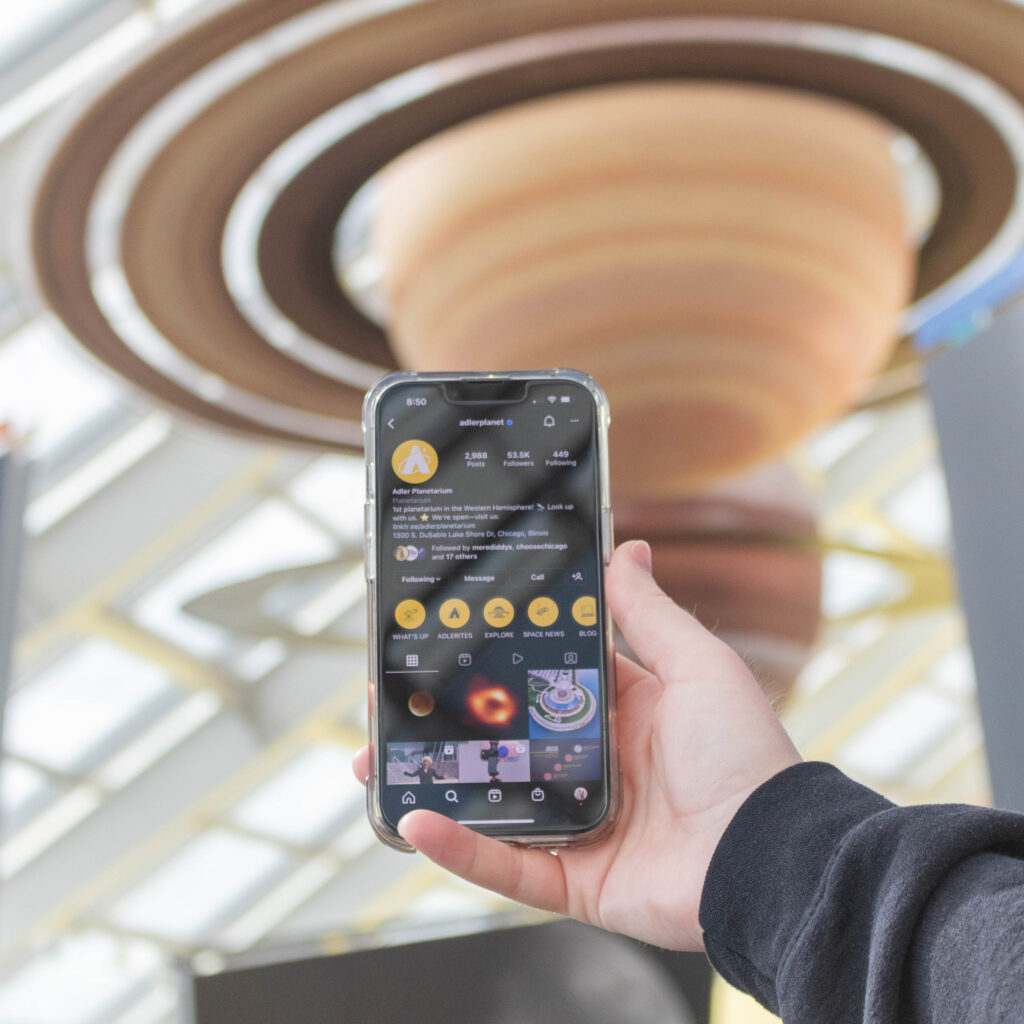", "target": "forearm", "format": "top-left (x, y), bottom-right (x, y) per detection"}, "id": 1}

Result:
top-left (699, 762), bottom-right (1024, 1023)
